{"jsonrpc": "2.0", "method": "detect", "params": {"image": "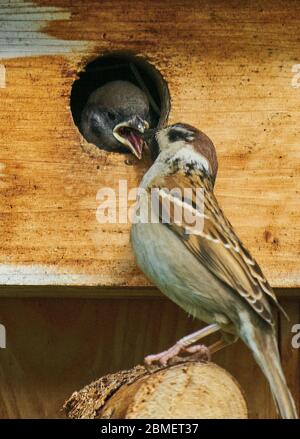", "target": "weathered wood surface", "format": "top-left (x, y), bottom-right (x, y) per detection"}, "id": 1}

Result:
top-left (0, 0), bottom-right (299, 290)
top-left (64, 362), bottom-right (248, 419)
top-left (0, 297), bottom-right (287, 419)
